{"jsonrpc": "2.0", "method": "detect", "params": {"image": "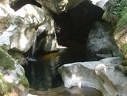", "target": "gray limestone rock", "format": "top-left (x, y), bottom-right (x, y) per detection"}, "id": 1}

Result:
top-left (59, 57), bottom-right (127, 96)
